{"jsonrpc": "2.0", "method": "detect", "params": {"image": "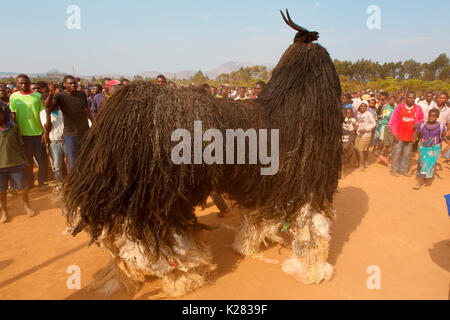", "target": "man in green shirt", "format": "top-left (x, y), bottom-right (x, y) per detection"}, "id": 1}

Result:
top-left (0, 106), bottom-right (35, 223)
top-left (9, 74), bottom-right (48, 191)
